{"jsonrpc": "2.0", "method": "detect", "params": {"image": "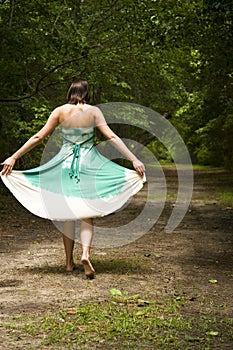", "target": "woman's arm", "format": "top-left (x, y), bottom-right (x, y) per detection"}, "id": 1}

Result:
top-left (94, 107), bottom-right (145, 176)
top-left (1, 108), bottom-right (60, 175)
